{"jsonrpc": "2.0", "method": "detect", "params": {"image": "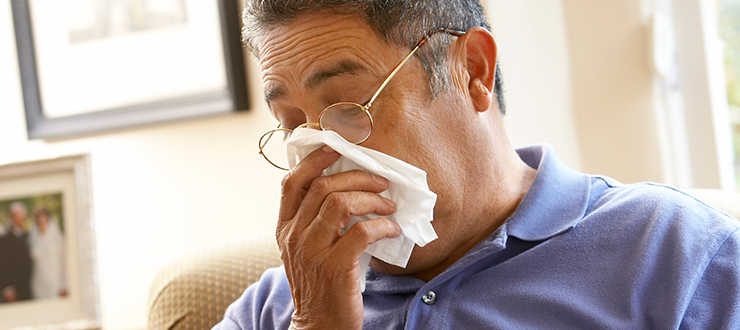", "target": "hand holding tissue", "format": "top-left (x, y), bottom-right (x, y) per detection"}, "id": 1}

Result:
top-left (287, 128), bottom-right (438, 290)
